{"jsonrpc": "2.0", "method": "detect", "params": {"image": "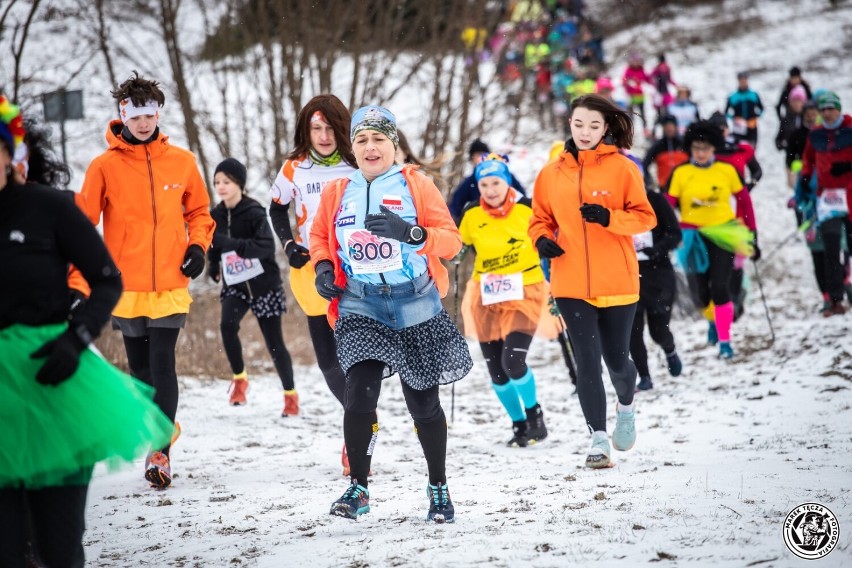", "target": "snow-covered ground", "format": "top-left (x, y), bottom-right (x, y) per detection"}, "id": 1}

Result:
top-left (10, 0), bottom-right (851, 565)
